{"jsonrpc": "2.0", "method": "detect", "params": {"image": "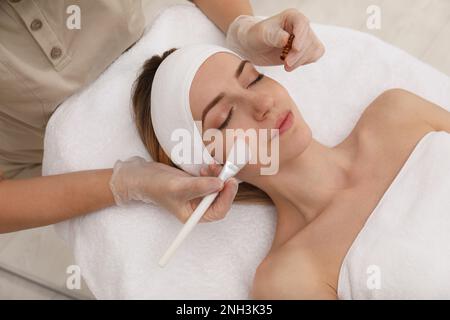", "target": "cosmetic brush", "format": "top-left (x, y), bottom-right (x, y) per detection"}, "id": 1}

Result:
top-left (158, 136), bottom-right (252, 267)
